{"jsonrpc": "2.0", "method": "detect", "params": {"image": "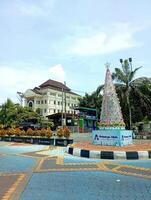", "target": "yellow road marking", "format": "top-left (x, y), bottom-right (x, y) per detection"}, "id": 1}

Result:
top-left (1, 173), bottom-right (26, 200)
top-left (111, 164), bottom-right (151, 179)
top-left (35, 158), bottom-right (45, 171)
top-left (56, 156), bottom-right (64, 165)
top-left (96, 162), bottom-right (110, 171)
top-left (112, 168), bottom-right (151, 179)
top-left (36, 168), bottom-right (100, 172)
top-left (112, 164), bottom-right (151, 172)
top-left (33, 155), bottom-right (151, 180)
